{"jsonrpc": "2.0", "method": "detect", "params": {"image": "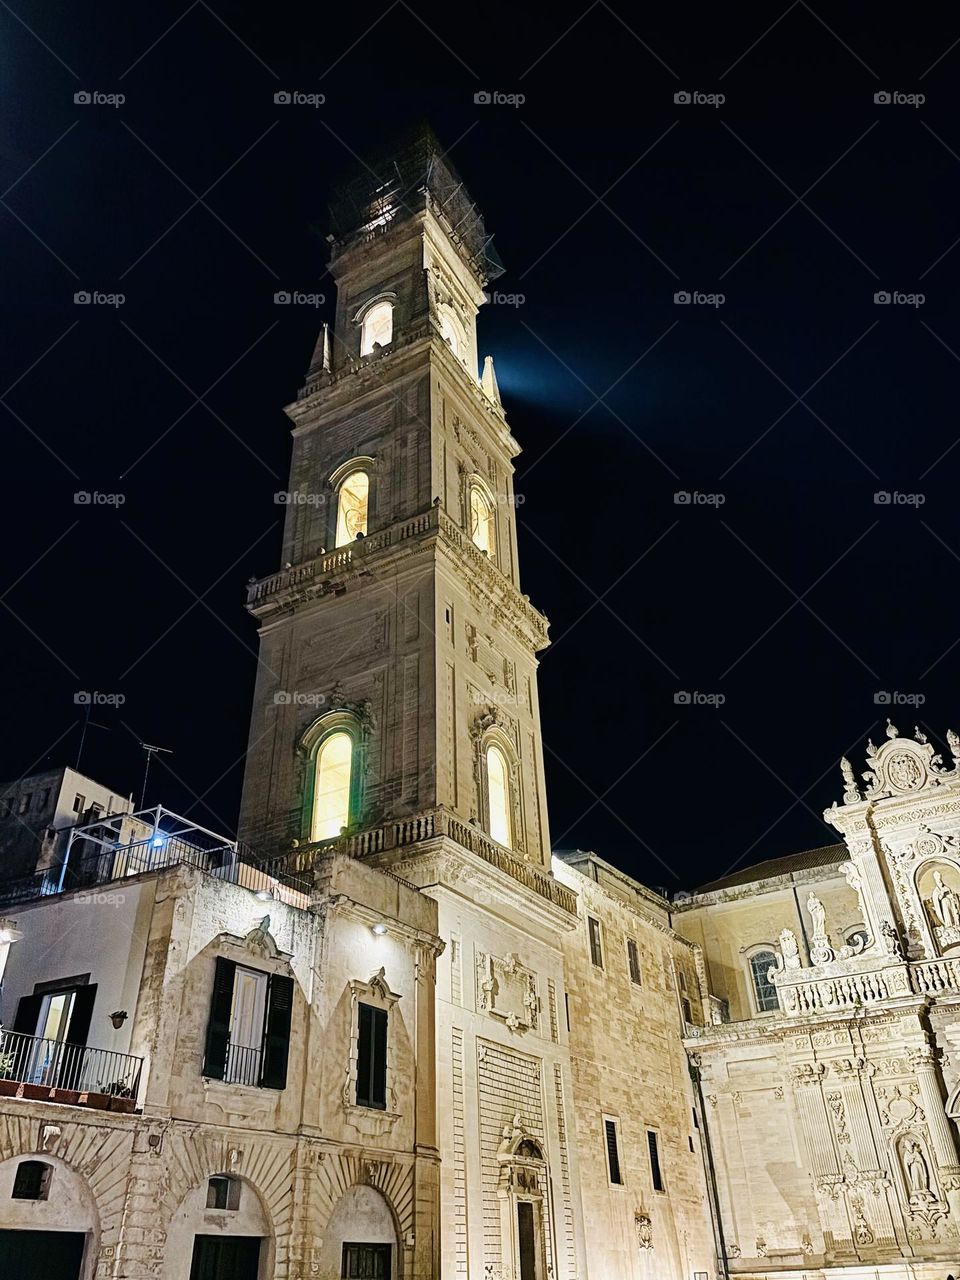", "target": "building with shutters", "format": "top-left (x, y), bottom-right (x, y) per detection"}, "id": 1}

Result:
top-left (1, 129), bottom-right (960, 1280)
